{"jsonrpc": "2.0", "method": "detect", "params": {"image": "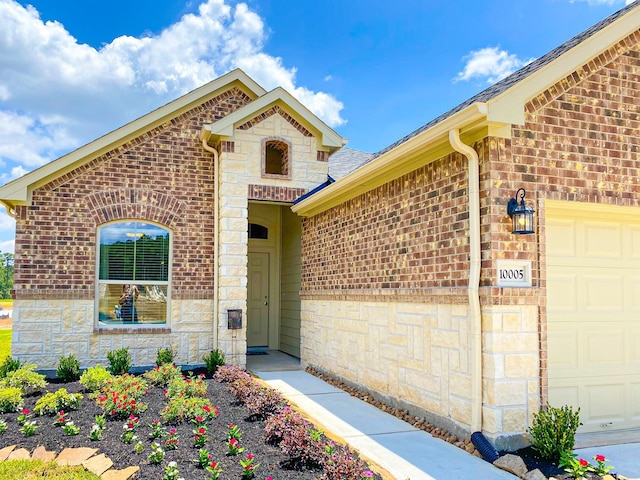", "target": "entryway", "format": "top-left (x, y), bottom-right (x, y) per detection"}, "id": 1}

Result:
top-left (247, 202), bottom-right (302, 358)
